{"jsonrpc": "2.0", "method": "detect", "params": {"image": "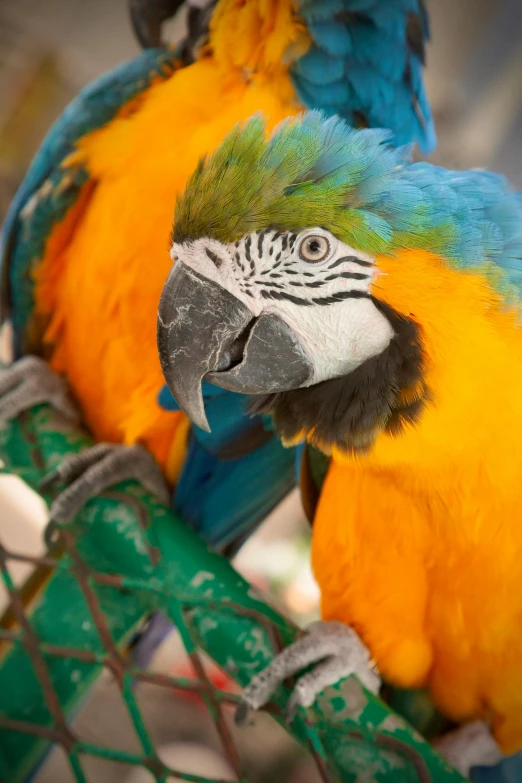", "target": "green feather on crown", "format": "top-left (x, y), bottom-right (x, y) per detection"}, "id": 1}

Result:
top-left (173, 111), bottom-right (522, 301)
